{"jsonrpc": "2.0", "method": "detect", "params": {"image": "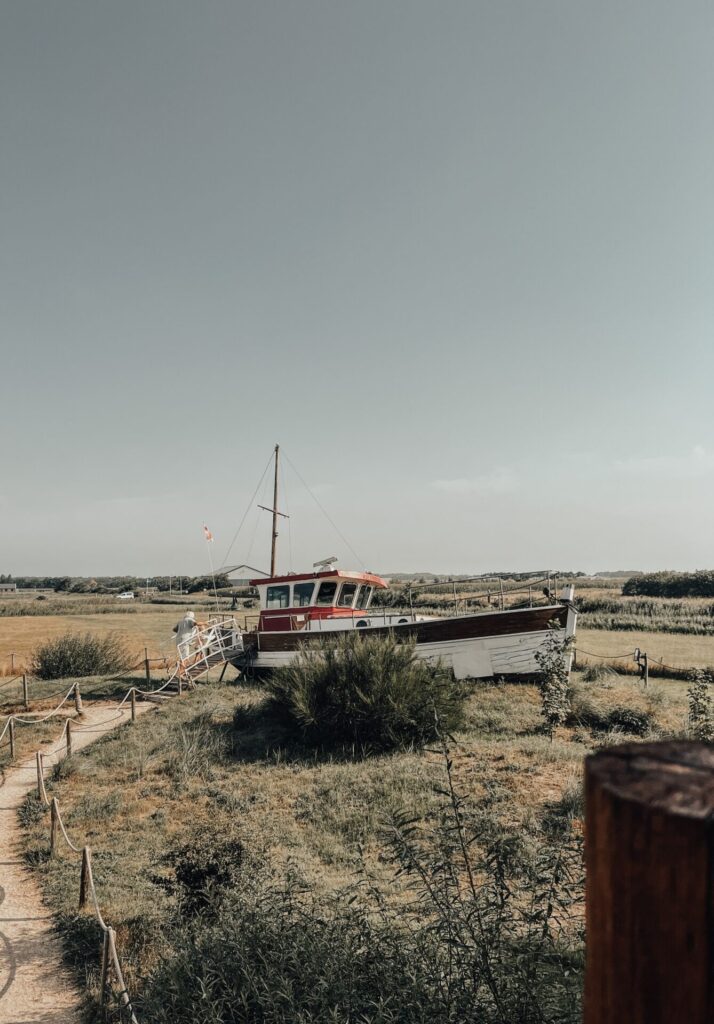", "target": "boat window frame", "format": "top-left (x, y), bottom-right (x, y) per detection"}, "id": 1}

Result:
top-left (292, 582), bottom-right (316, 607)
top-left (337, 582), bottom-right (358, 608)
top-left (315, 580), bottom-right (338, 606)
top-left (266, 584), bottom-right (291, 609)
